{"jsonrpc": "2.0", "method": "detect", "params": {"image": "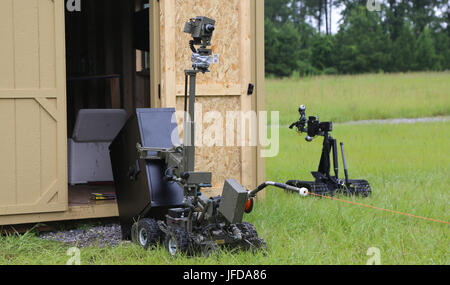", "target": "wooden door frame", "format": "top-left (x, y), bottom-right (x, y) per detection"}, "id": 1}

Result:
top-left (149, 0), bottom-right (161, 108)
top-left (252, 0), bottom-right (266, 187)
